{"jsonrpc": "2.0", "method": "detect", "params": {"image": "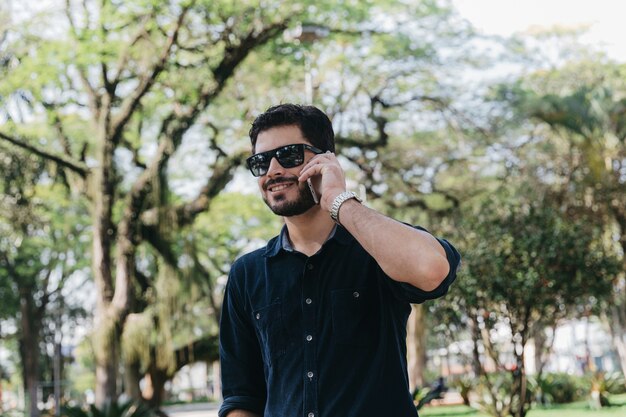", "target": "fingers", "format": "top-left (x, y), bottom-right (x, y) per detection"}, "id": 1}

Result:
top-left (300, 151), bottom-right (334, 170)
top-left (298, 152), bottom-right (336, 181)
